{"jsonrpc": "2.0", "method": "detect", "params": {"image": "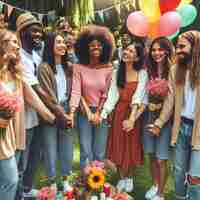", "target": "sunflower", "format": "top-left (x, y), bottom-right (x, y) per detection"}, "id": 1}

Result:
top-left (87, 169), bottom-right (105, 190)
